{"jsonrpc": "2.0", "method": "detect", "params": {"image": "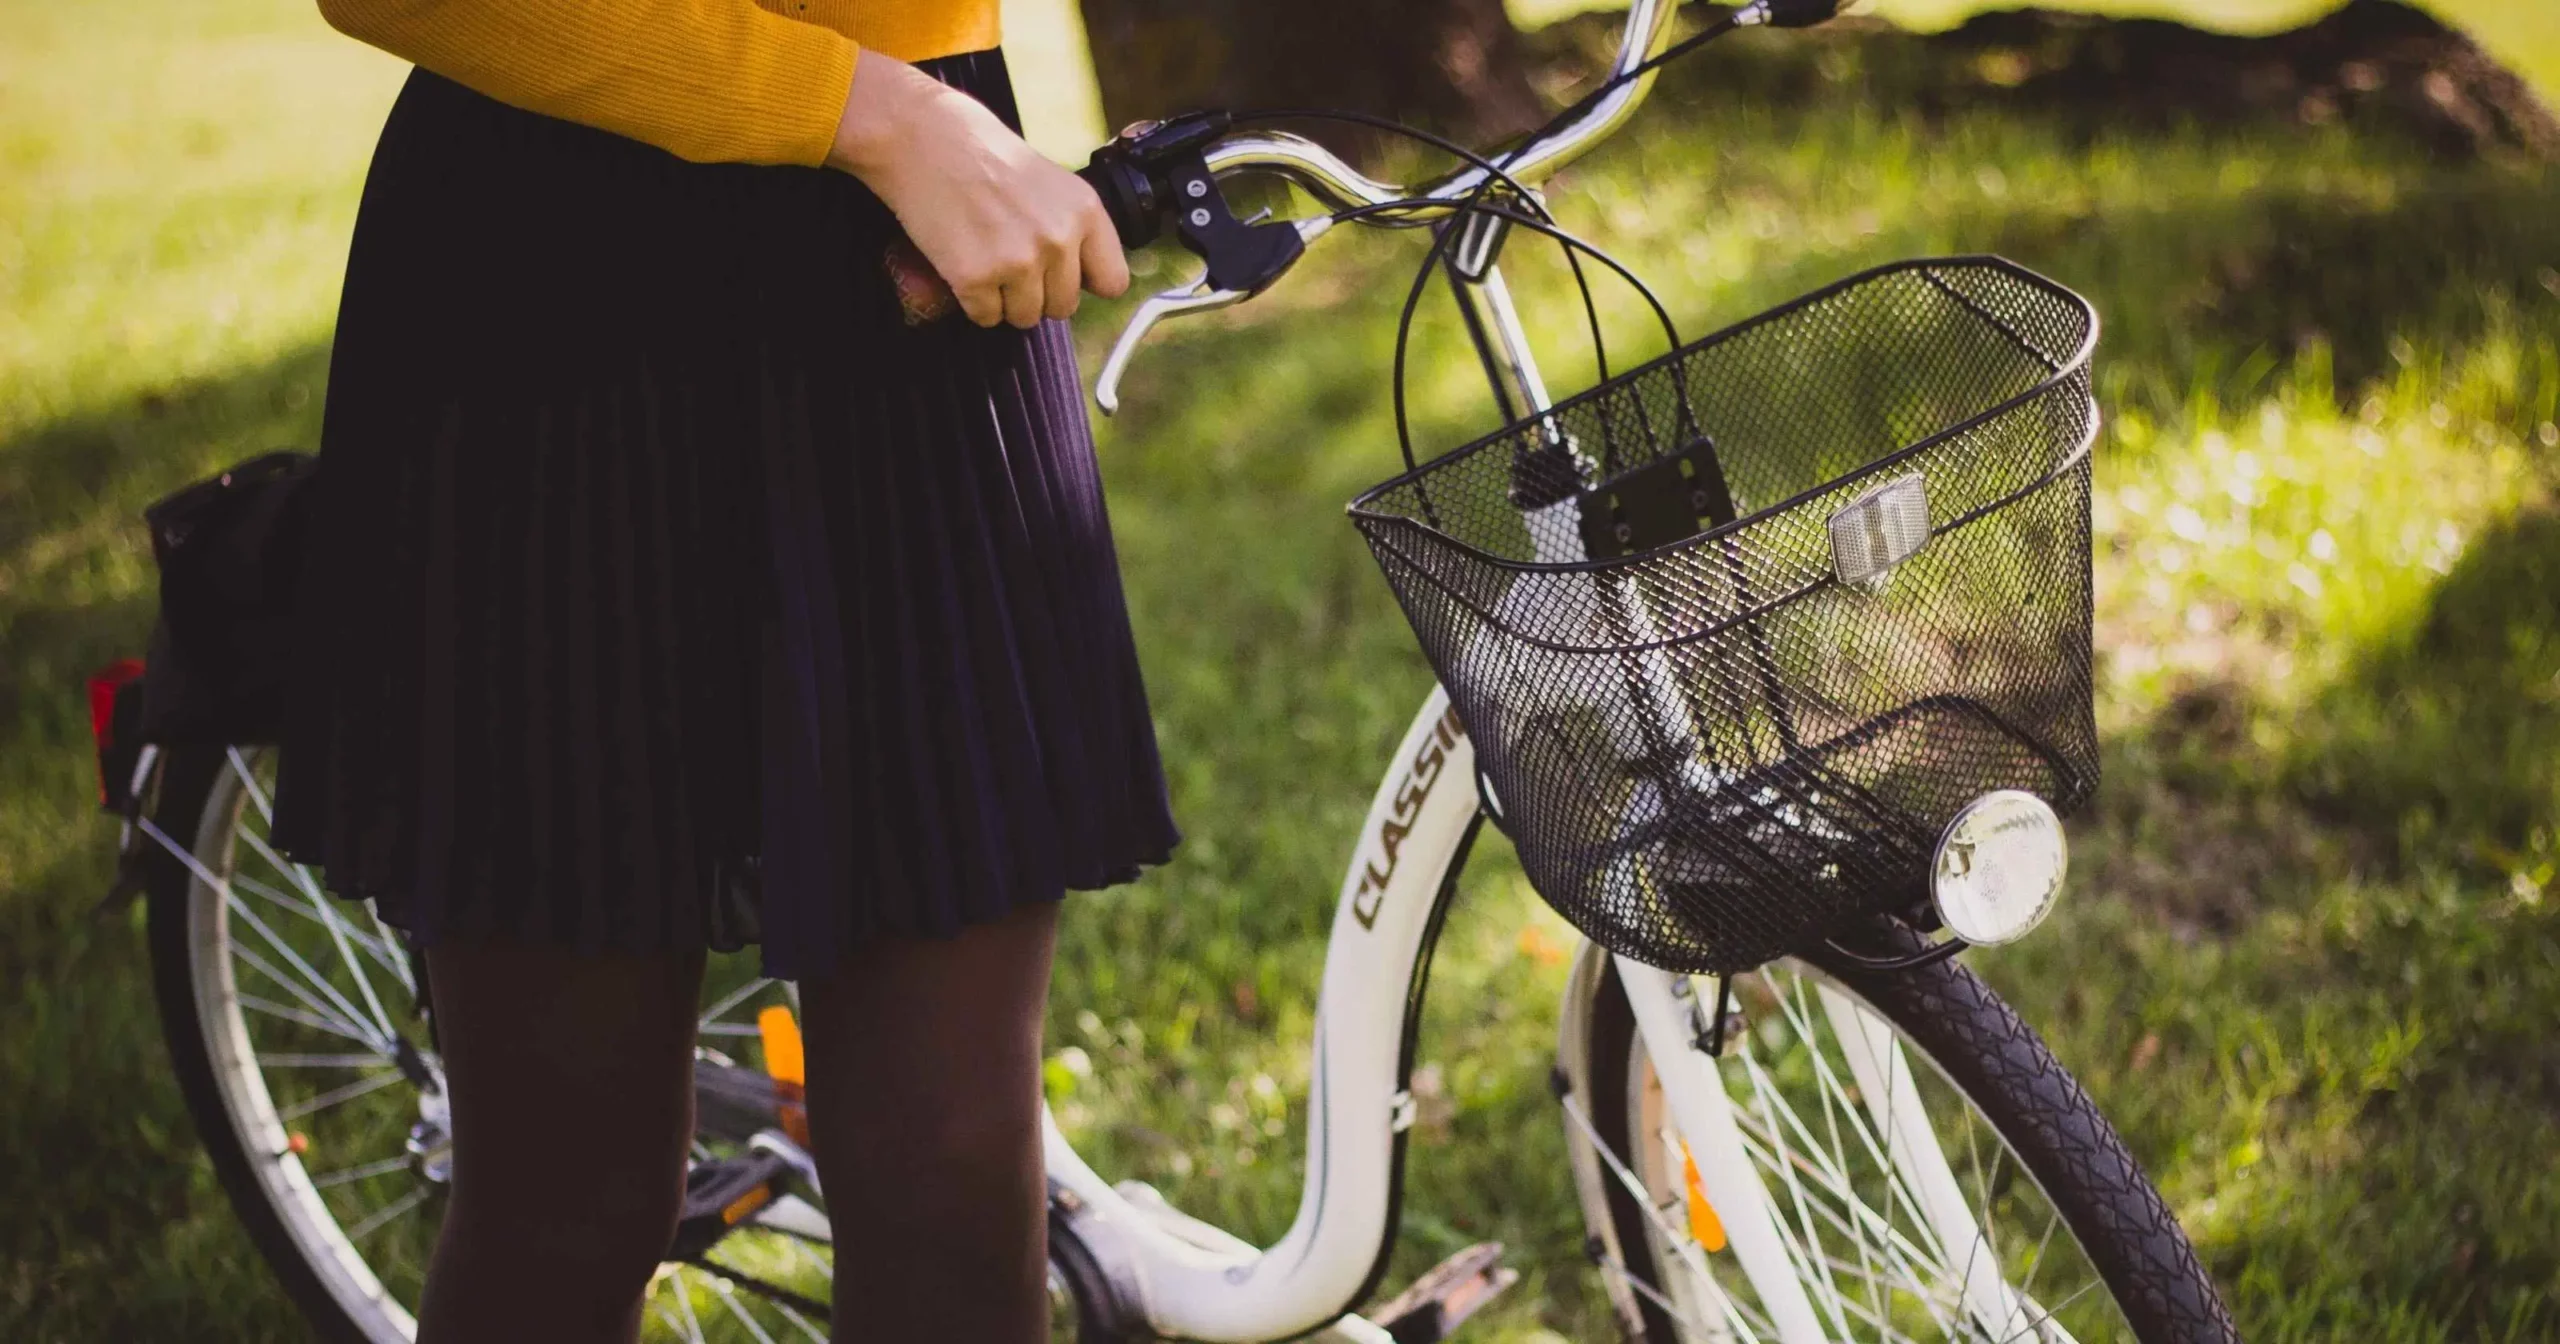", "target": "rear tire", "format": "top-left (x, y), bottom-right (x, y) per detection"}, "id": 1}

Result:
top-left (1572, 927), bottom-right (2237, 1342)
top-left (141, 746), bottom-right (853, 1343)
top-left (145, 746), bottom-right (413, 1342)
